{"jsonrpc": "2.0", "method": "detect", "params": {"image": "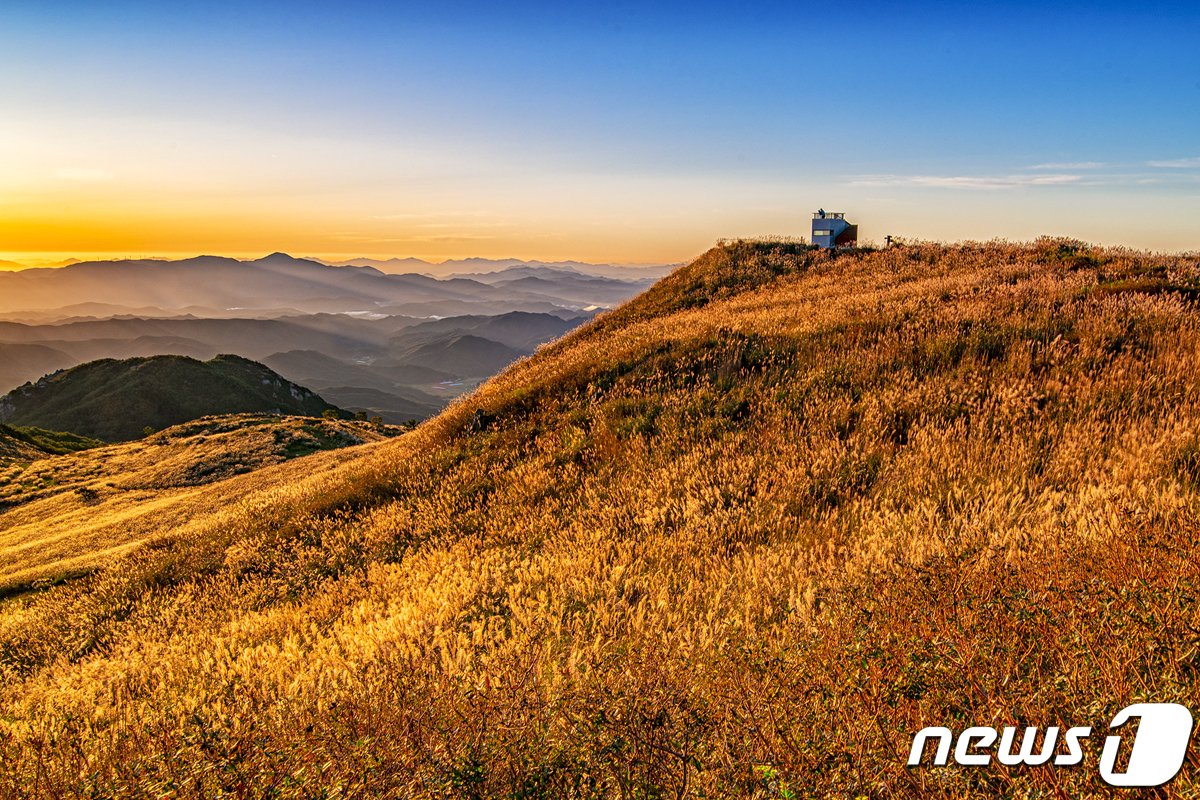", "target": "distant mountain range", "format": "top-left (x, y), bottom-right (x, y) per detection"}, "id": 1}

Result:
top-left (0, 254), bottom-right (671, 425)
top-left (320, 256), bottom-right (675, 281)
top-left (0, 253), bottom-right (665, 321)
top-left (0, 310), bottom-right (585, 424)
top-left (0, 355), bottom-right (339, 442)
